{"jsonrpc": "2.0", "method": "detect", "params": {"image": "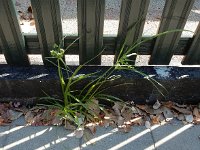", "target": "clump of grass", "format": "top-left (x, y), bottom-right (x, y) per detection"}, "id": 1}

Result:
top-left (41, 29), bottom-right (193, 129)
top-left (42, 39), bottom-right (124, 128)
